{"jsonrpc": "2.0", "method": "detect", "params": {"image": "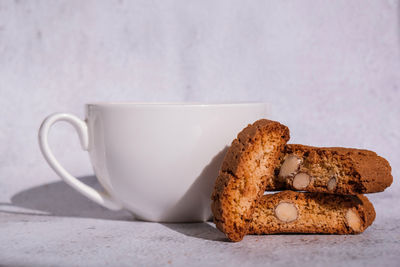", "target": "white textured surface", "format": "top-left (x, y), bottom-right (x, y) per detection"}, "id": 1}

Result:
top-left (0, 0), bottom-right (400, 266)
